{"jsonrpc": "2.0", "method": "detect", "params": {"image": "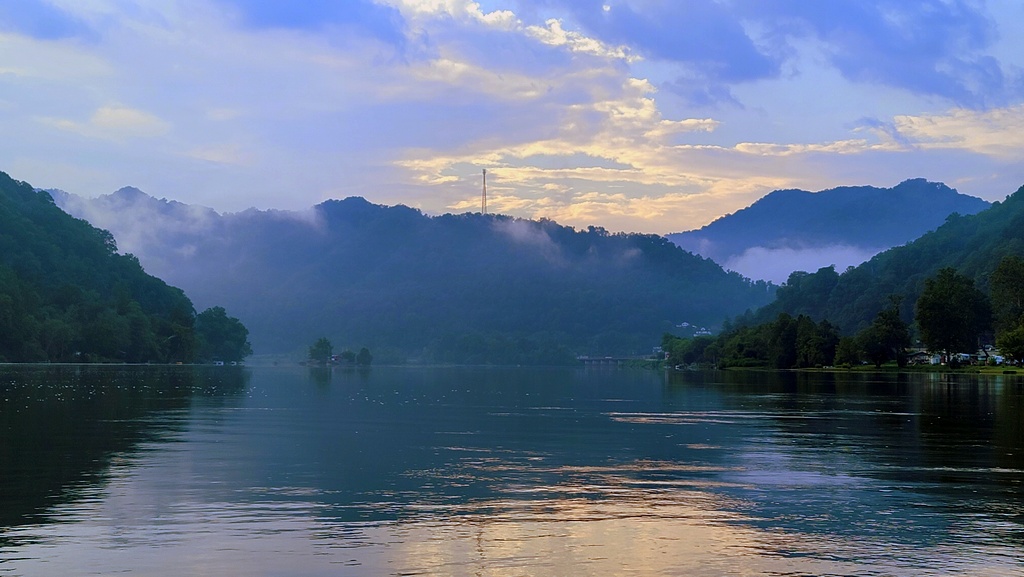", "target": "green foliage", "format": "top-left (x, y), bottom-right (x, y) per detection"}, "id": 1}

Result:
top-left (997, 325), bottom-right (1024, 362)
top-left (309, 337), bottom-right (333, 364)
top-left (0, 171), bottom-right (249, 363)
top-left (356, 347), bottom-right (373, 366)
top-left (857, 296), bottom-right (911, 367)
top-left (667, 313), bottom-right (840, 370)
top-left (833, 336), bottom-right (861, 366)
top-left (755, 184), bottom-right (1024, 334)
top-left (195, 306), bottom-right (253, 362)
top-left (990, 255), bottom-right (1024, 333)
top-left (80, 195), bottom-right (776, 363)
top-left (662, 333), bottom-right (717, 366)
top-left (915, 268), bottom-right (992, 355)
